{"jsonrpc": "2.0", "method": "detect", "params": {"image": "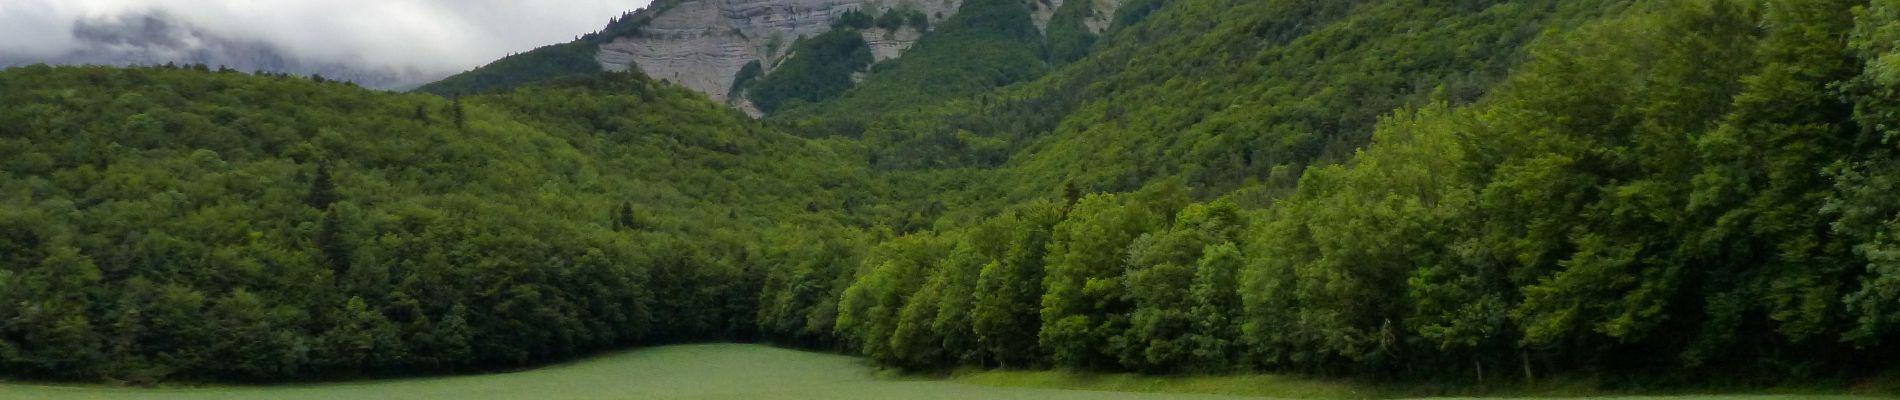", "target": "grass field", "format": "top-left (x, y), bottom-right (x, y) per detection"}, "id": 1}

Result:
top-left (0, 344), bottom-right (1888, 400)
top-left (952, 369), bottom-right (1895, 400)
